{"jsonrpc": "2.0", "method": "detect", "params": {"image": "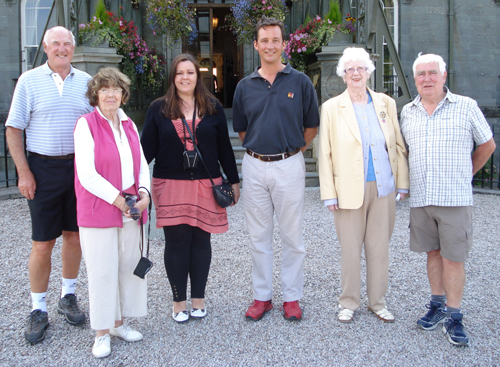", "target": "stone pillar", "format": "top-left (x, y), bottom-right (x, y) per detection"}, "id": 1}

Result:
top-left (316, 44), bottom-right (355, 104)
top-left (72, 43), bottom-right (124, 76)
top-left (316, 43), bottom-right (378, 104)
